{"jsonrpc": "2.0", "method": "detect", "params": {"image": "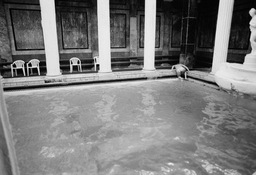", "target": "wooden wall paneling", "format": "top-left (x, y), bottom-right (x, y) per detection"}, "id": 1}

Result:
top-left (60, 11), bottom-right (89, 49)
top-left (3, 0), bottom-right (39, 5)
top-left (110, 9), bottom-right (130, 54)
top-left (197, 13), bottom-right (216, 48)
top-left (228, 9), bottom-right (250, 50)
top-left (170, 14), bottom-right (181, 48)
top-left (10, 9), bottom-right (44, 50)
top-left (110, 0), bottom-right (129, 9)
top-left (110, 13), bottom-right (127, 48)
